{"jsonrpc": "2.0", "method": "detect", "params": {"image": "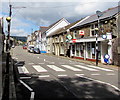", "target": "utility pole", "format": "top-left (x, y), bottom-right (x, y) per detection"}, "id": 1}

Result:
top-left (96, 10), bottom-right (103, 66)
